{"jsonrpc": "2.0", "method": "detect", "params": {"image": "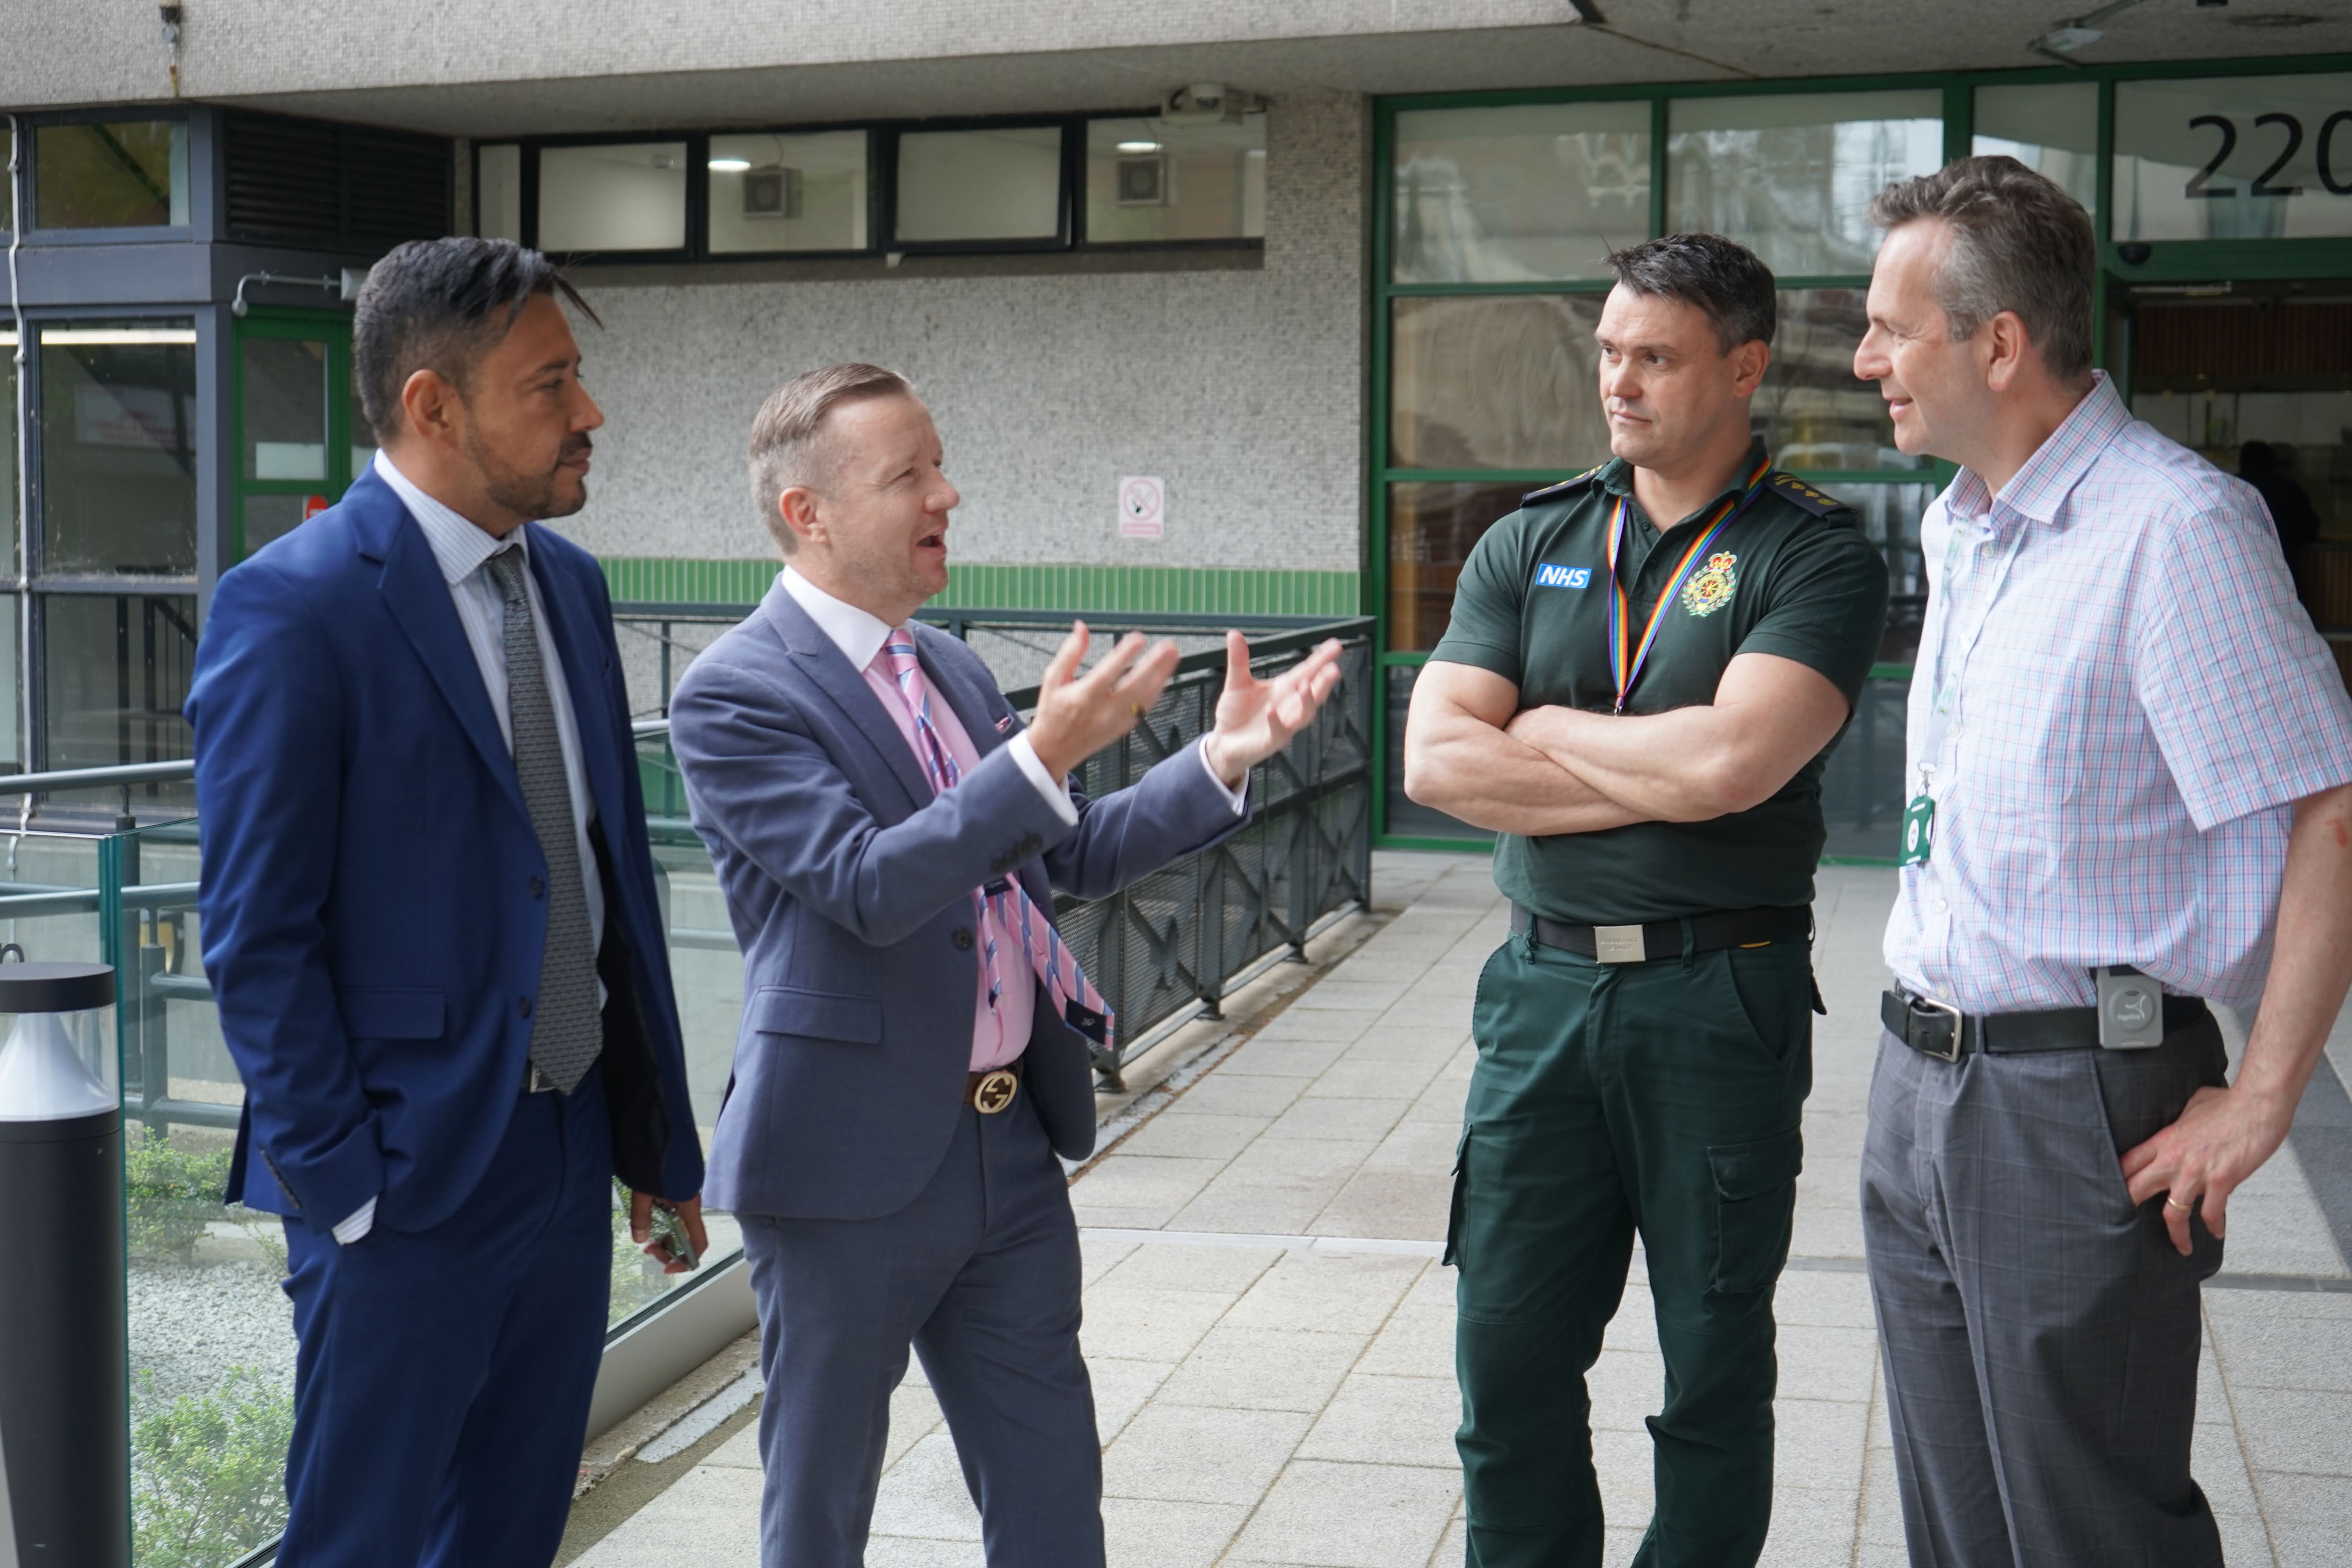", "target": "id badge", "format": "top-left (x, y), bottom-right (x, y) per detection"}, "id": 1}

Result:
top-left (1899, 794), bottom-right (1935, 867)
top-left (2095, 965), bottom-right (2164, 1050)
